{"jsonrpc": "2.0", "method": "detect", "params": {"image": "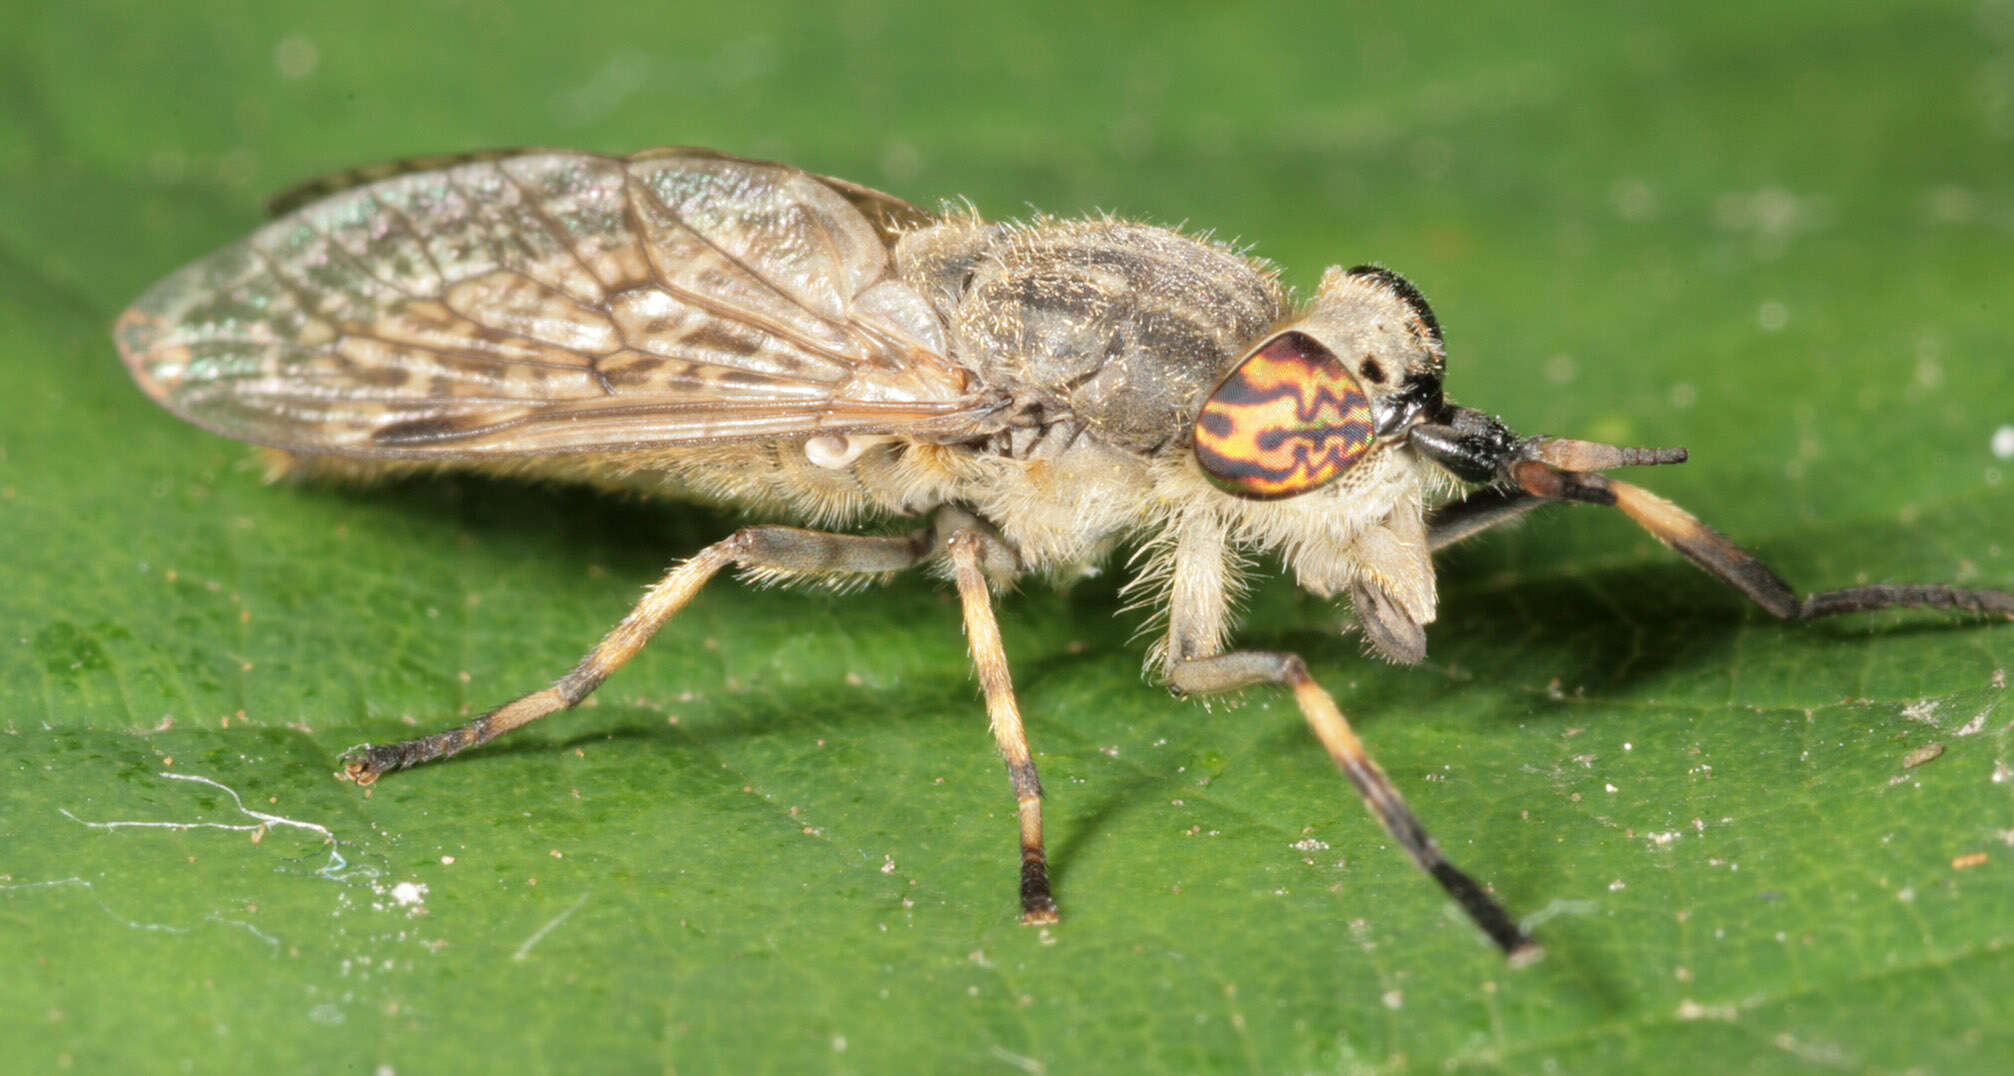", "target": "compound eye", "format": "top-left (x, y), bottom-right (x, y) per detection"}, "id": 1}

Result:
top-left (1193, 331), bottom-right (1375, 499)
